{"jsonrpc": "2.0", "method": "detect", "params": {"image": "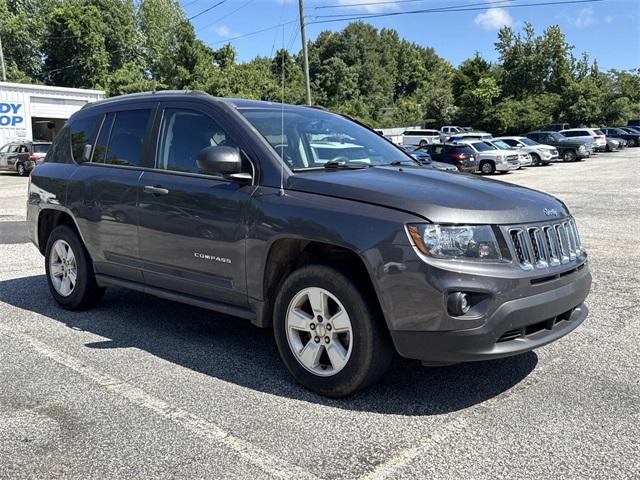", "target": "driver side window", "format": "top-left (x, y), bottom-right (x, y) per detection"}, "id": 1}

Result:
top-left (156, 108), bottom-right (237, 175)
